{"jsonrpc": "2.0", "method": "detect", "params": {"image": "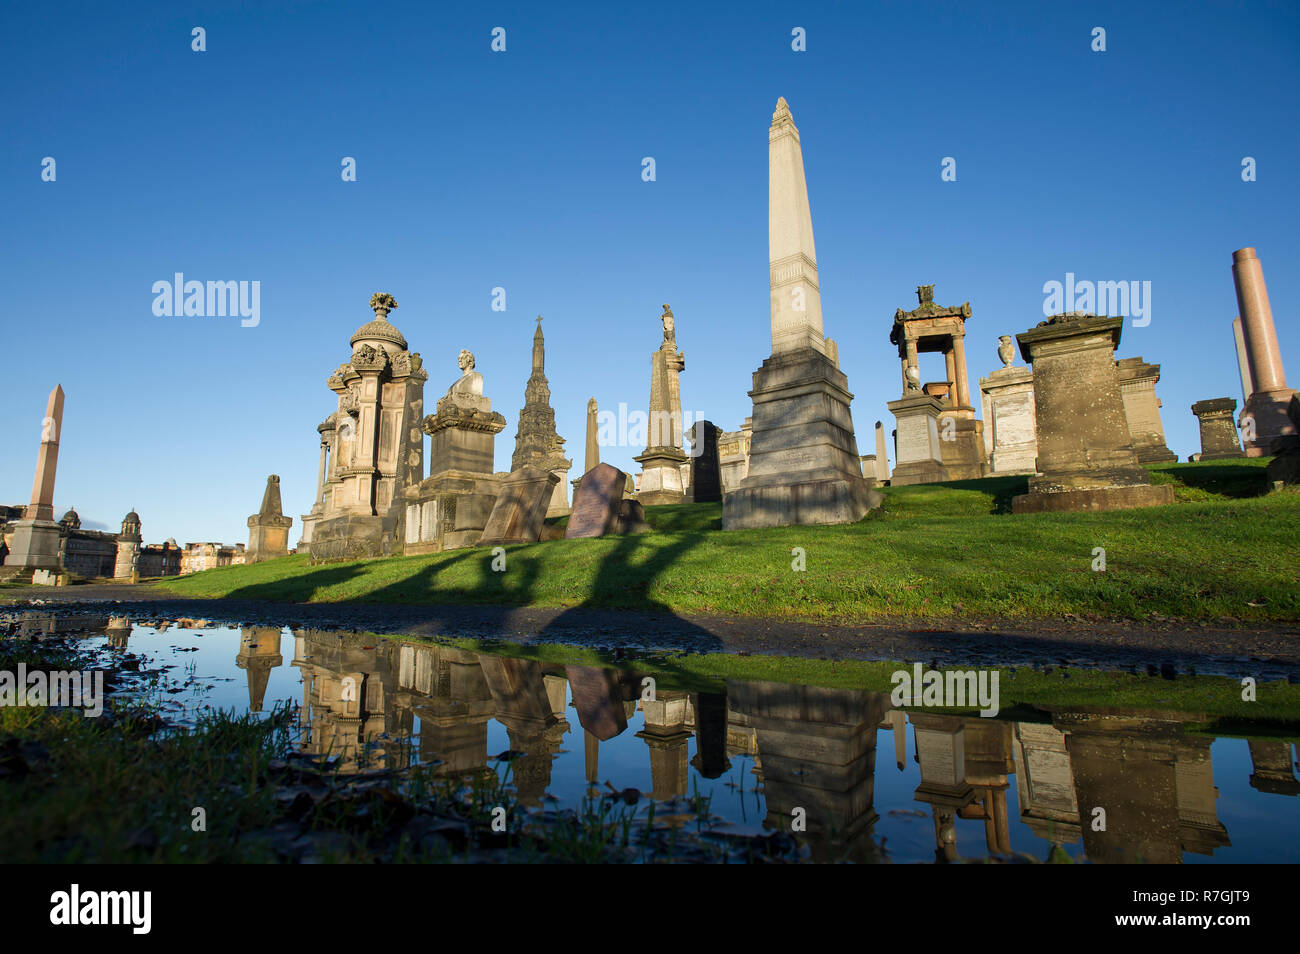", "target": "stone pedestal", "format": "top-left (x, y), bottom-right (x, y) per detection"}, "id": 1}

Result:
top-left (724, 348), bottom-right (880, 528)
top-left (1232, 247), bottom-right (1298, 456)
top-left (1116, 358), bottom-right (1177, 463)
top-left (405, 385), bottom-right (505, 553)
top-left (1012, 314), bottom-right (1173, 514)
top-left (1190, 398), bottom-right (1244, 460)
top-left (3, 519), bottom-right (62, 580)
top-left (936, 410), bottom-right (987, 480)
top-left (246, 476), bottom-right (293, 563)
top-left (979, 362), bottom-right (1038, 475)
top-left (633, 447), bottom-right (689, 505)
top-left (887, 393), bottom-right (949, 486)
